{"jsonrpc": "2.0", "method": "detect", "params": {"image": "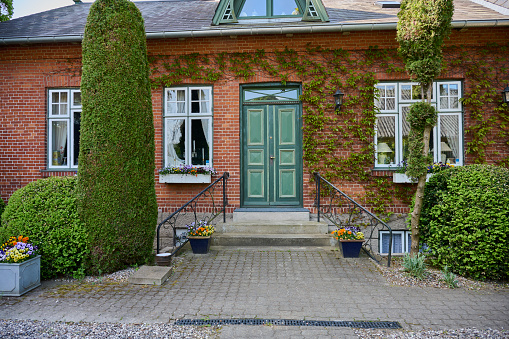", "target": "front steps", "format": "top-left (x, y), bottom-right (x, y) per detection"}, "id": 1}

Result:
top-left (211, 209), bottom-right (333, 247)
